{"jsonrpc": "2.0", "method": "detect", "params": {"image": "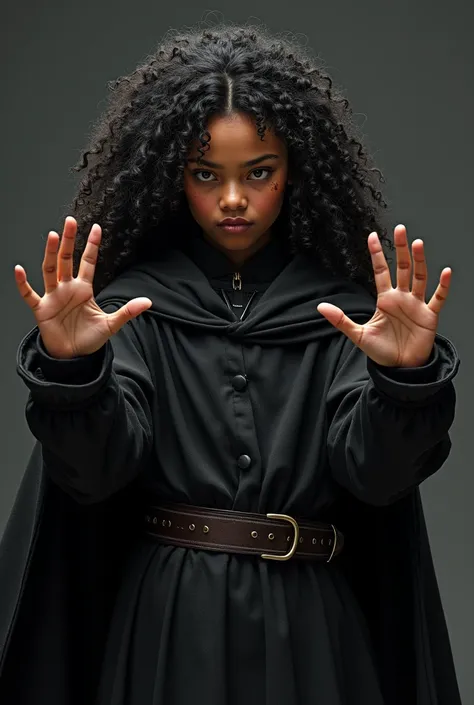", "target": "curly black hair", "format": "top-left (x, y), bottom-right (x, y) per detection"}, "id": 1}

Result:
top-left (66, 19), bottom-right (393, 297)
